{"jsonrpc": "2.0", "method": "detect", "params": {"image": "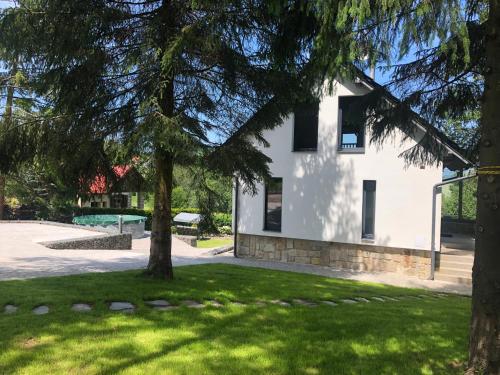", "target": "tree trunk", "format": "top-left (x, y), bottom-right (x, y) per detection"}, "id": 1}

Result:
top-left (146, 0), bottom-right (176, 279)
top-left (0, 63), bottom-right (16, 221)
top-left (146, 148), bottom-right (174, 279)
top-left (467, 0), bottom-right (500, 373)
top-left (0, 175), bottom-right (5, 220)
